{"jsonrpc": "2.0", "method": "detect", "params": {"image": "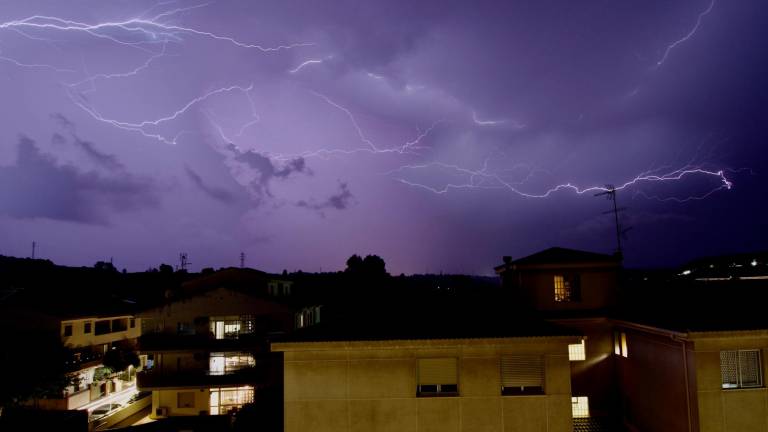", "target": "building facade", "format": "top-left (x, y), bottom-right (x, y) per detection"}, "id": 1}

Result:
top-left (137, 277), bottom-right (294, 419)
top-left (273, 336), bottom-right (578, 432)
